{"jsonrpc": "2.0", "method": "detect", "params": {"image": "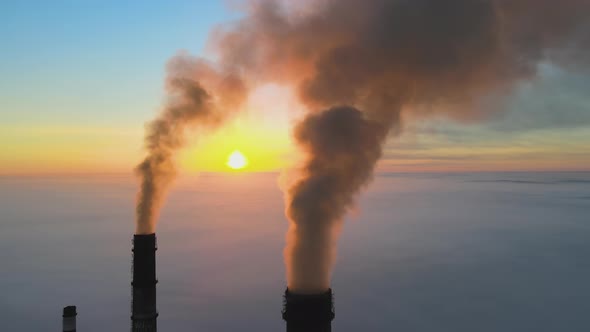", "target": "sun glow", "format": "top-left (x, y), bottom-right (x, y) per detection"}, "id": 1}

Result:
top-left (226, 150), bottom-right (249, 170)
top-left (178, 84), bottom-right (301, 173)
